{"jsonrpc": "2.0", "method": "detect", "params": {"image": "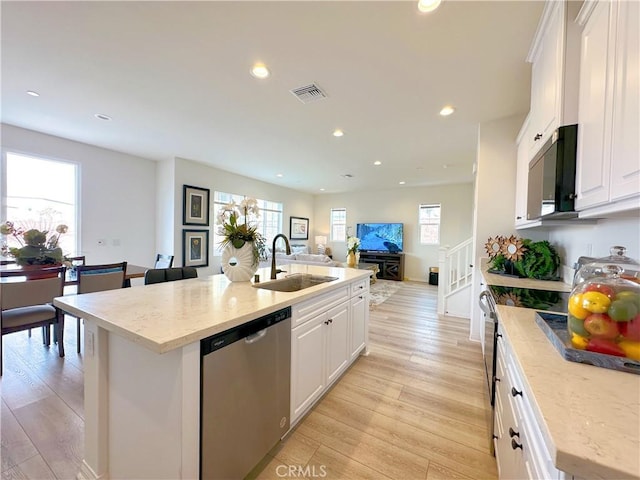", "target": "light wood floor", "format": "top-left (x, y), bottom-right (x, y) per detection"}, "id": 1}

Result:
top-left (1, 282), bottom-right (497, 480)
